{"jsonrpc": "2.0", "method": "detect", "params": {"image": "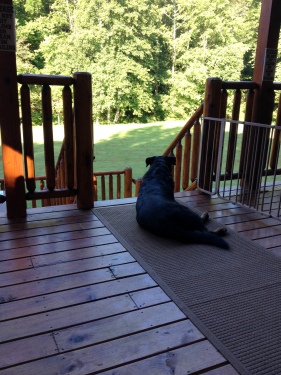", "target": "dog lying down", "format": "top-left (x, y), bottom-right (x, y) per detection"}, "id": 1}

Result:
top-left (136, 156), bottom-right (229, 250)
